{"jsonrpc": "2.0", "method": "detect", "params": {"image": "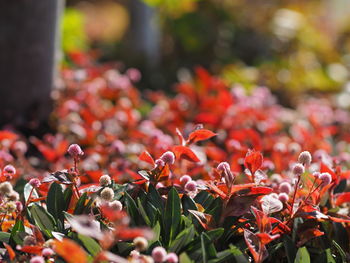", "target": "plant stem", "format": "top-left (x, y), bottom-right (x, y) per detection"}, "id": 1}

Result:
top-left (290, 175), bottom-right (301, 216)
